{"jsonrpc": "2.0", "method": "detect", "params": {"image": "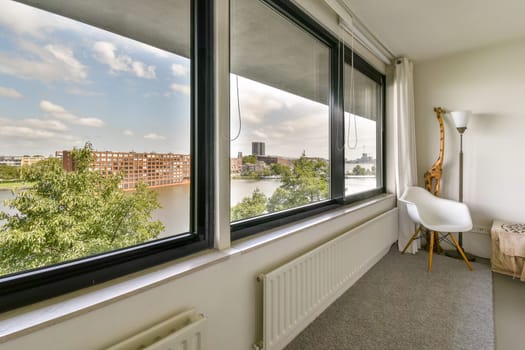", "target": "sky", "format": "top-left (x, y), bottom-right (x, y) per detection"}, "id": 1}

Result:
top-left (0, 0), bottom-right (376, 161)
top-left (230, 75), bottom-right (377, 160)
top-left (0, 0), bottom-right (191, 156)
